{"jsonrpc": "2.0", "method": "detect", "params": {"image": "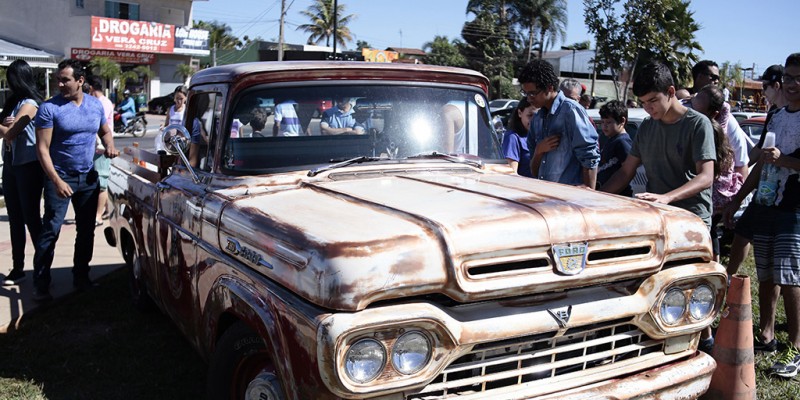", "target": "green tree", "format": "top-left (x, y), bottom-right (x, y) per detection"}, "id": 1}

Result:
top-left (174, 63), bottom-right (196, 84)
top-left (512, 0), bottom-right (568, 61)
top-left (461, 11), bottom-right (516, 98)
top-left (296, 0), bottom-right (356, 48)
top-left (584, 0), bottom-right (702, 100)
top-left (423, 36), bottom-right (468, 68)
top-left (355, 40), bottom-right (371, 50)
top-left (193, 20), bottom-right (243, 50)
top-left (719, 61), bottom-right (744, 96)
